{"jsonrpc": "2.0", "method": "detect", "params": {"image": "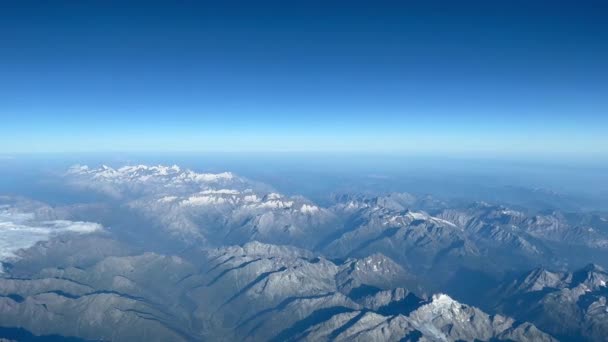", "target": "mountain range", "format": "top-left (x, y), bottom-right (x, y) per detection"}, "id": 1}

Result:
top-left (0, 164), bottom-right (606, 341)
